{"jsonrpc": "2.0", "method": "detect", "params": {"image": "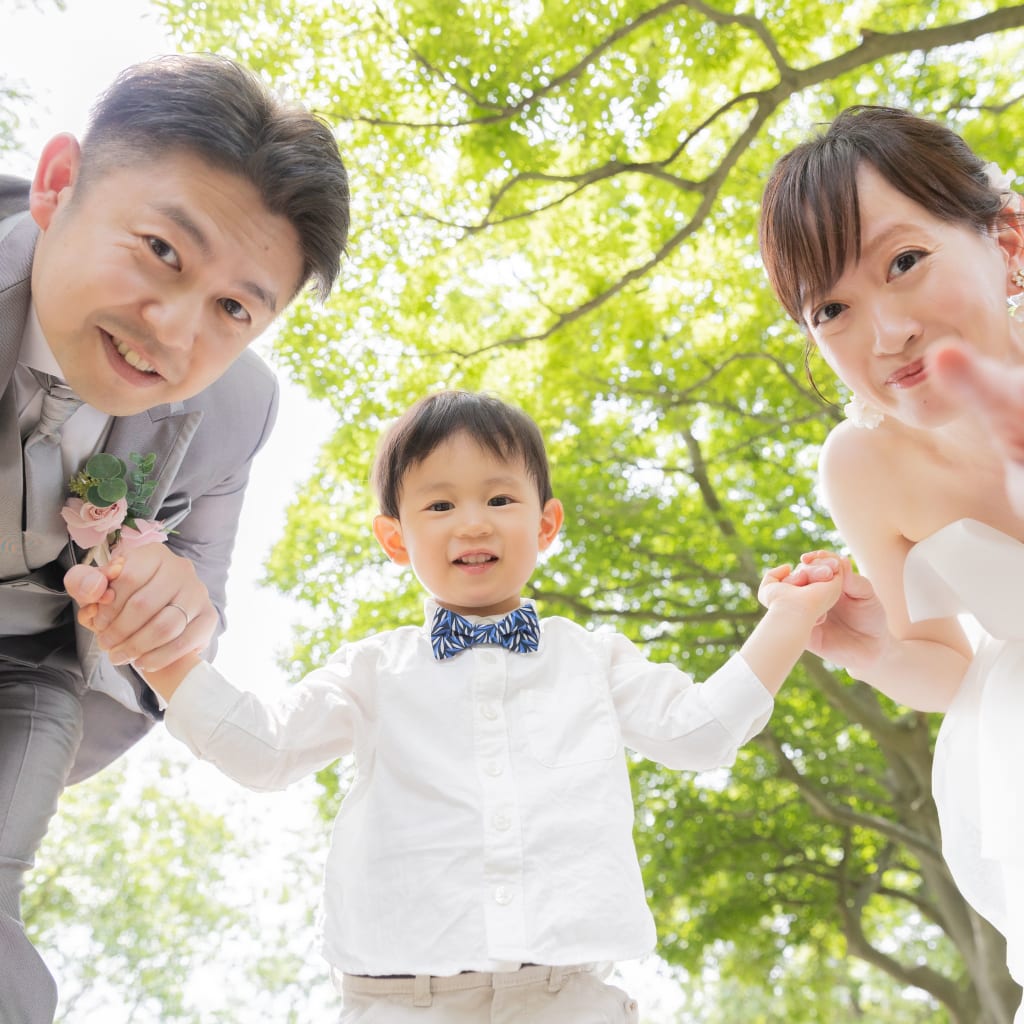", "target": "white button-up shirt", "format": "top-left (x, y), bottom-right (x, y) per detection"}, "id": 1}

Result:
top-left (166, 601), bottom-right (773, 976)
